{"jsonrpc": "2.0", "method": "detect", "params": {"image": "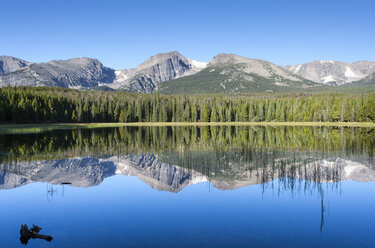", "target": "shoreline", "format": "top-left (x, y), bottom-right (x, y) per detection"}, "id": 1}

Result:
top-left (0, 122), bottom-right (374, 134)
